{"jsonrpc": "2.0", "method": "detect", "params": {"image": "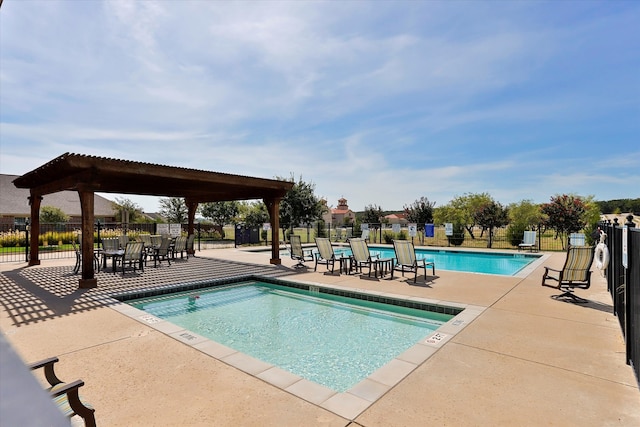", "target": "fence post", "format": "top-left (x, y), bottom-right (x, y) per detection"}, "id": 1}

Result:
top-left (25, 219), bottom-right (30, 263)
top-left (624, 215), bottom-right (634, 366)
top-left (197, 222), bottom-right (201, 251)
top-left (95, 220), bottom-right (102, 246)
